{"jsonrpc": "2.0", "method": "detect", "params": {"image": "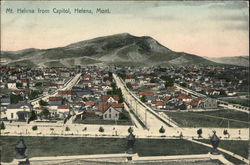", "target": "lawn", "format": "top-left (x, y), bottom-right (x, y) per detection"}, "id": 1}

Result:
top-left (1, 137), bottom-right (213, 163)
top-left (198, 139), bottom-right (249, 159)
top-left (74, 116), bottom-right (133, 125)
top-left (197, 139), bottom-right (249, 165)
top-left (165, 110), bottom-right (249, 128)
